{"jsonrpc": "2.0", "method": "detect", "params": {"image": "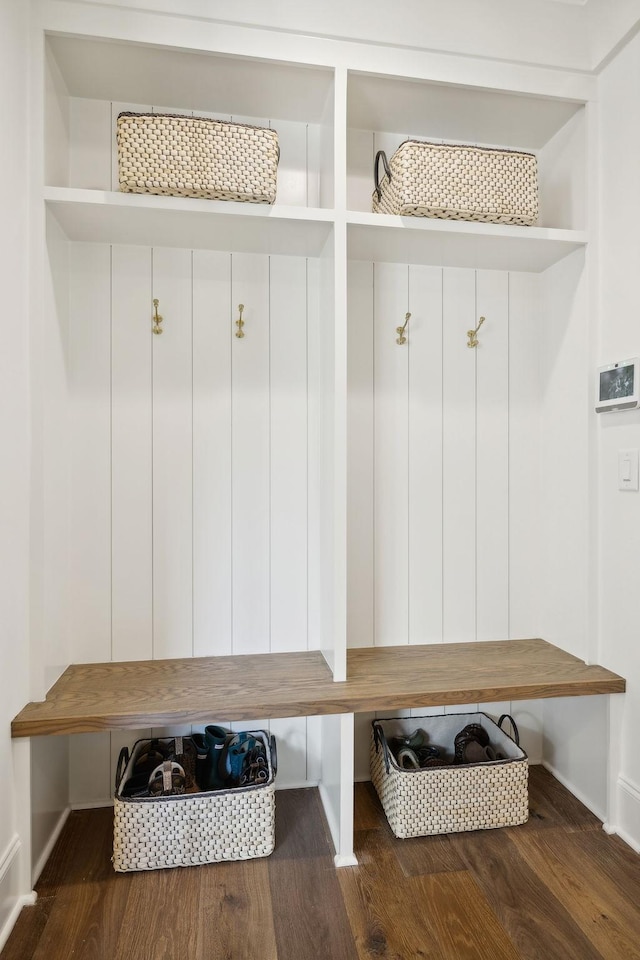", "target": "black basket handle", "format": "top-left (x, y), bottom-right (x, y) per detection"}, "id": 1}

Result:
top-left (374, 150), bottom-right (391, 202)
top-left (115, 746), bottom-right (130, 792)
top-left (497, 714), bottom-right (520, 746)
top-left (372, 720), bottom-right (392, 774)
